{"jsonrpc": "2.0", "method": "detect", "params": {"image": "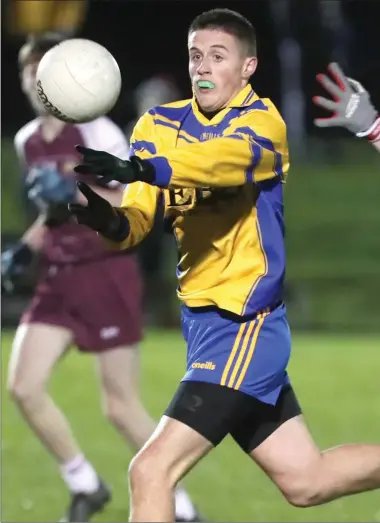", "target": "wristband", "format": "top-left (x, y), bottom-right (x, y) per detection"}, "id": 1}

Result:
top-left (356, 116), bottom-right (380, 142)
